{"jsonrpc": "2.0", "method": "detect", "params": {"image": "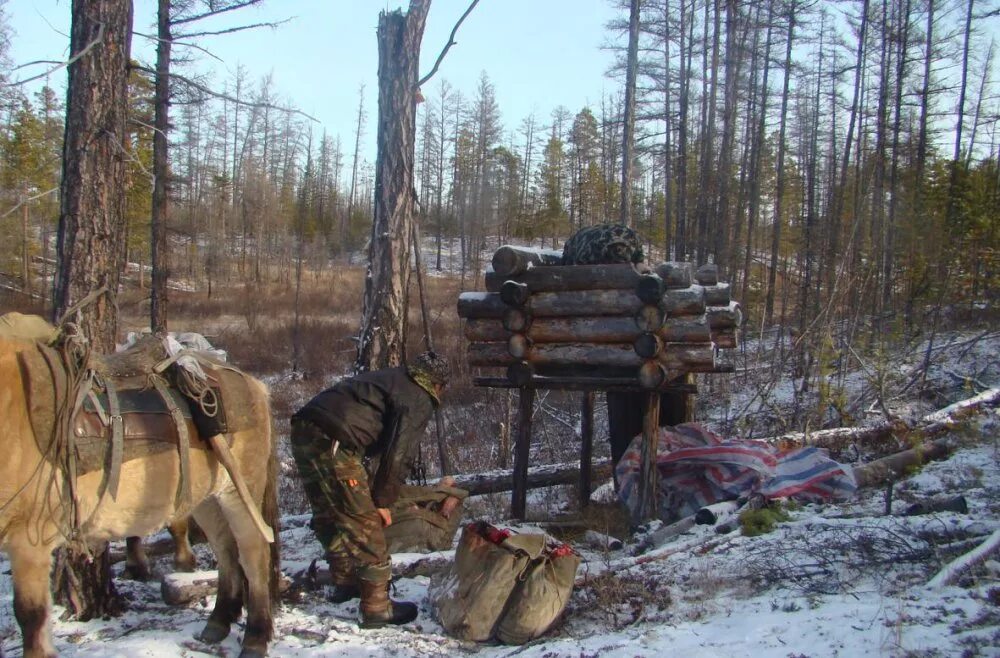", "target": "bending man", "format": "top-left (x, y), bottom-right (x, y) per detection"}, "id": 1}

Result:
top-left (290, 351), bottom-right (450, 628)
